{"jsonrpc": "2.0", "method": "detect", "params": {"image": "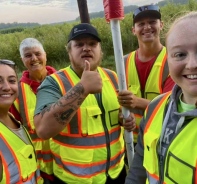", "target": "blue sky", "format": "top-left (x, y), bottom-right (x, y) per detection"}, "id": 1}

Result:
top-left (0, 0), bottom-right (161, 24)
